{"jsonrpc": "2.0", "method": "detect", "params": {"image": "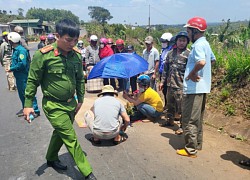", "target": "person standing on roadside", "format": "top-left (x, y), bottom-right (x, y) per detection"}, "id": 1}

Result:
top-left (159, 31), bottom-right (190, 135)
top-left (142, 36), bottom-right (160, 90)
top-left (23, 19), bottom-right (97, 180)
top-left (114, 39), bottom-right (127, 91)
top-left (85, 35), bottom-right (100, 72)
top-left (6, 32), bottom-right (40, 117)
top-left (107, 38), bottom-right (115, 52)
top-left (14, 26), bottom-right (29, 50)
top-left (47, 33), bottom-right (56, 45)
top-left (176, 17), bottom-right (213, 158)
top-left (158, 32), bottom-right (173, 107)
top-left (126, 45), bottom-right (138, 93)
top-left (37, 35), bottom-right (46, 49)
top-left (0, 31), bottom-right (16, 91)
top-left (99, 37), bottom-right (116, 89)
top-left (14, 25), bottom-right (31, 62)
